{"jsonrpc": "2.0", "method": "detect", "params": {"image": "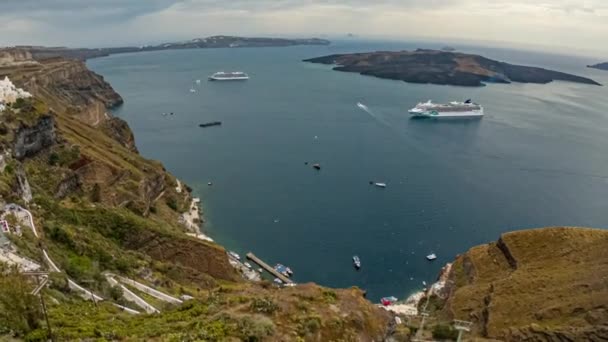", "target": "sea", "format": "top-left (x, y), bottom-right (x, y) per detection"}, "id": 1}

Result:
top-left (88, 39), bottom-right (608, 301)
